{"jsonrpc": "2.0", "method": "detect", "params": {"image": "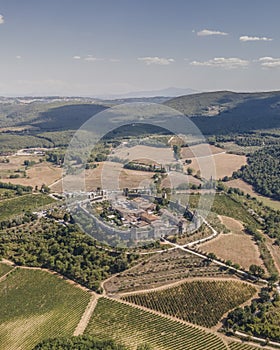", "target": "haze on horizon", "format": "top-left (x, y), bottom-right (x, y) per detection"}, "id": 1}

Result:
top-left (0, 0), bottom-right (280, 96)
